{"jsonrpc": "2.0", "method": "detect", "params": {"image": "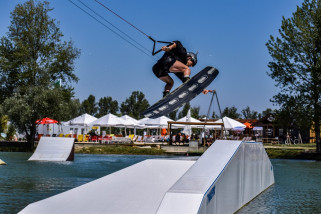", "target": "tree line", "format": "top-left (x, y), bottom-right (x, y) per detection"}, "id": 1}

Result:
top-left (77, 93), bottom-right (274, 121)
